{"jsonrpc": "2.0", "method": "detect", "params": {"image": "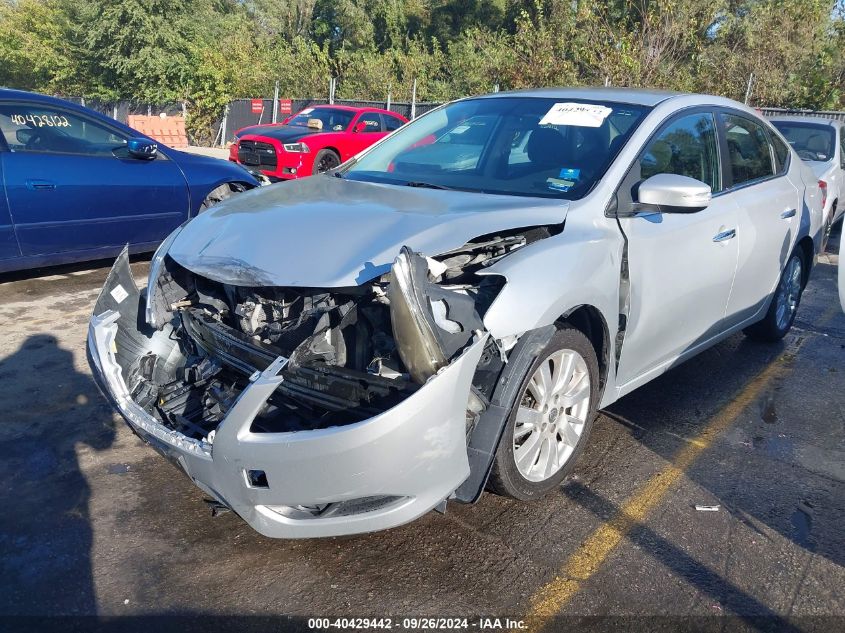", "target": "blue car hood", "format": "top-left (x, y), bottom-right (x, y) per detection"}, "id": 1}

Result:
top-left (168, 175), bottom-right (569, 287)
